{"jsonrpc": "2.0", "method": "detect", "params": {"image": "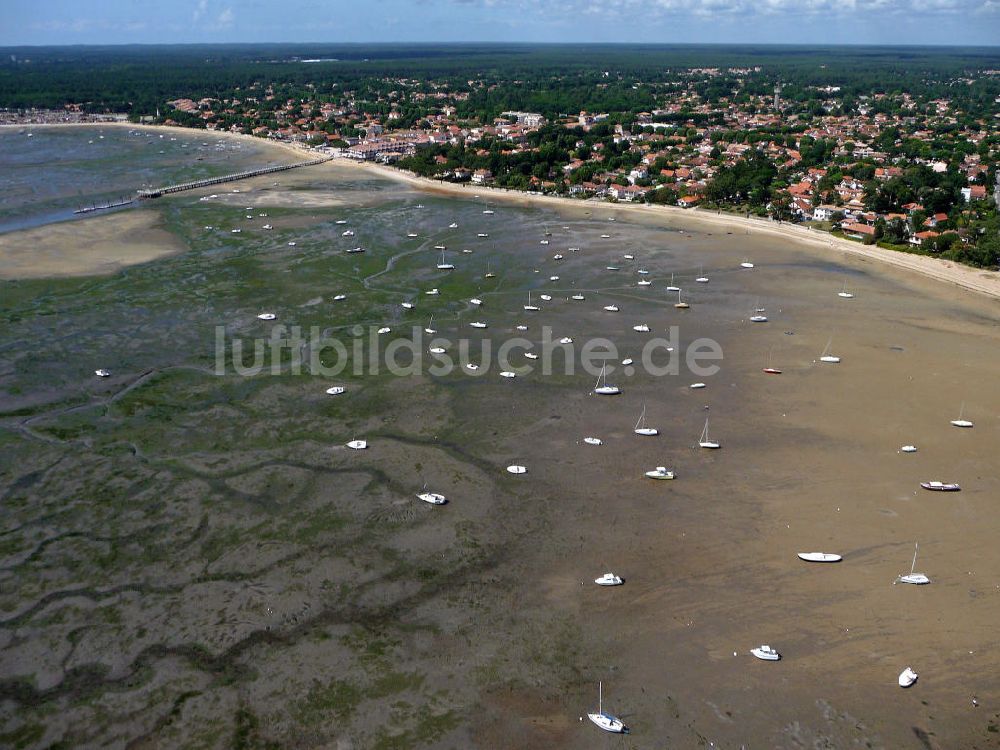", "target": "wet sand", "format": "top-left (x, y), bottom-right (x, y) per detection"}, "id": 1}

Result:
top-left (1, 155), bottom-right (998, 749)
top-left (0, 208), bottom-right (185, 278)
